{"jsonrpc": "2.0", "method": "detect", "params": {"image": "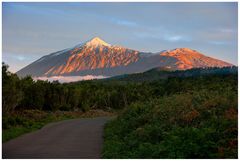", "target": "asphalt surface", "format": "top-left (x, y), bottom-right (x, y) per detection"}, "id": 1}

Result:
top-left (2, 117), bottom-right (112, 159)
